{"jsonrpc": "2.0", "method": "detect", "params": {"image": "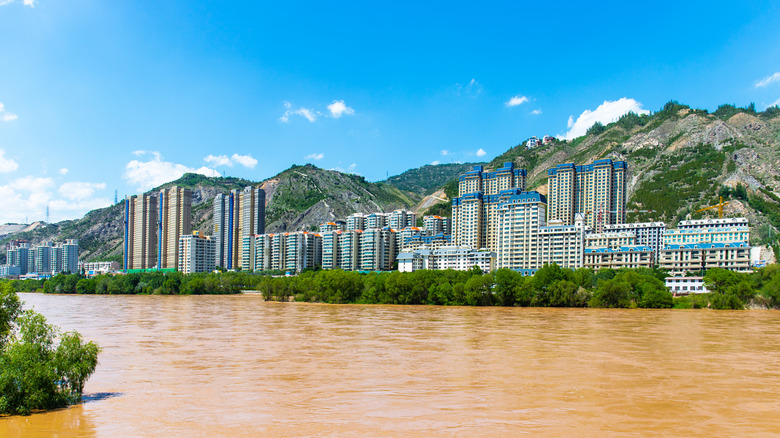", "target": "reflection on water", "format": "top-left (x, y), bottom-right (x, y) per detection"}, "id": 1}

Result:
top-left (2, 294), bottom-right (779, 437)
